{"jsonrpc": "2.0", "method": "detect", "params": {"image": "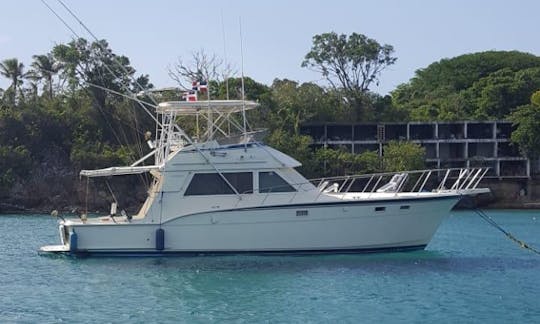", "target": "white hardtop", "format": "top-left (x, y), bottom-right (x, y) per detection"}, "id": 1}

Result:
top-left (164, 141), bottom-right (302, 170)
top-left (157, 100), bottom-right (258, 115)
top-left (80, 165), bottom-right (161, 178)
